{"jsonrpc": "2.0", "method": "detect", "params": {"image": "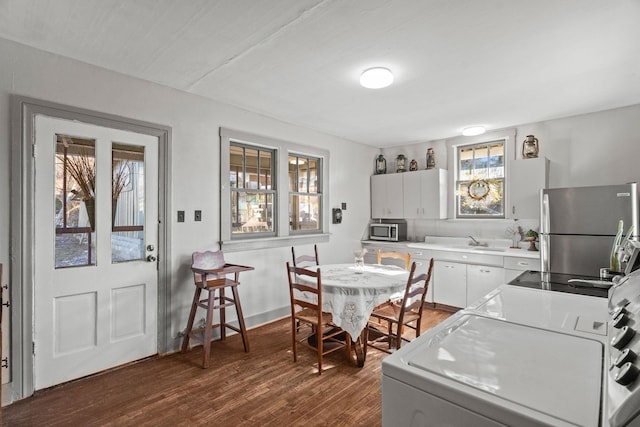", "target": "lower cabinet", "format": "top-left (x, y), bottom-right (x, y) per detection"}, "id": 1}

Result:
top-left (433, 261), bottom-right (467, 307)
top-left (434, 261), bottom-right (504, 308)
top-left (467, 264), bottom-right (503, 305)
